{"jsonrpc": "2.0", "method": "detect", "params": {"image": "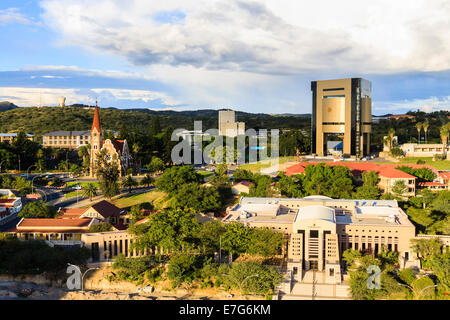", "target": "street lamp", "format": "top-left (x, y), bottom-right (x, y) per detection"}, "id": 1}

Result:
top-left (31, 175), bottom-right (42, 195)
top-left (27, 165), bottom-right (37, 179)
top-left (67, 263), bottom-right (99, 293)
top-left (222, 274), bottom-right (259, 299)
top-left (0, 159), bottom-right (6, 173)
